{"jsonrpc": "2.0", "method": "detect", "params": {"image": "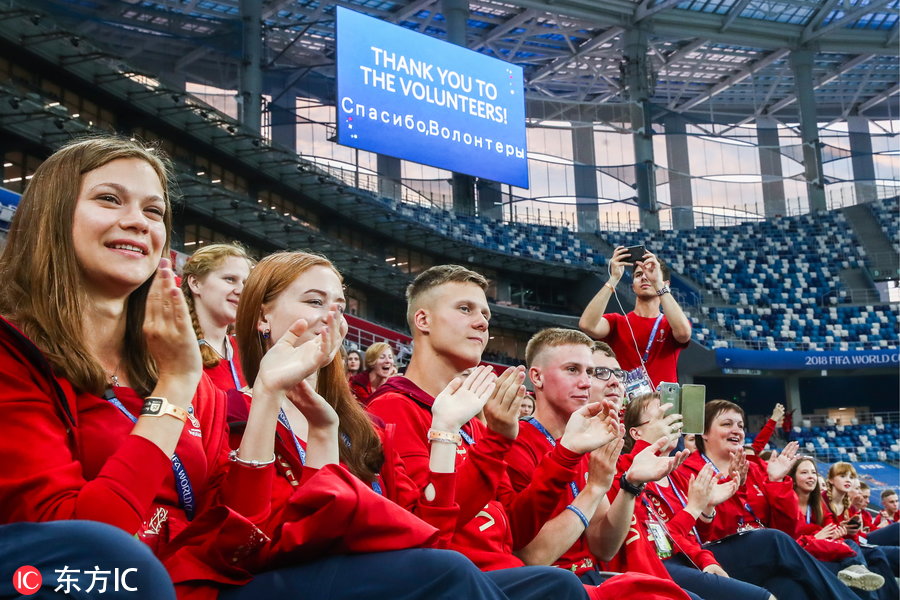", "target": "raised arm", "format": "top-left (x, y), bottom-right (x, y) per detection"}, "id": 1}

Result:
top-left (639, 250), bottom-right (692, 344)
top-left (579, 246), bottom-right (631, 339)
